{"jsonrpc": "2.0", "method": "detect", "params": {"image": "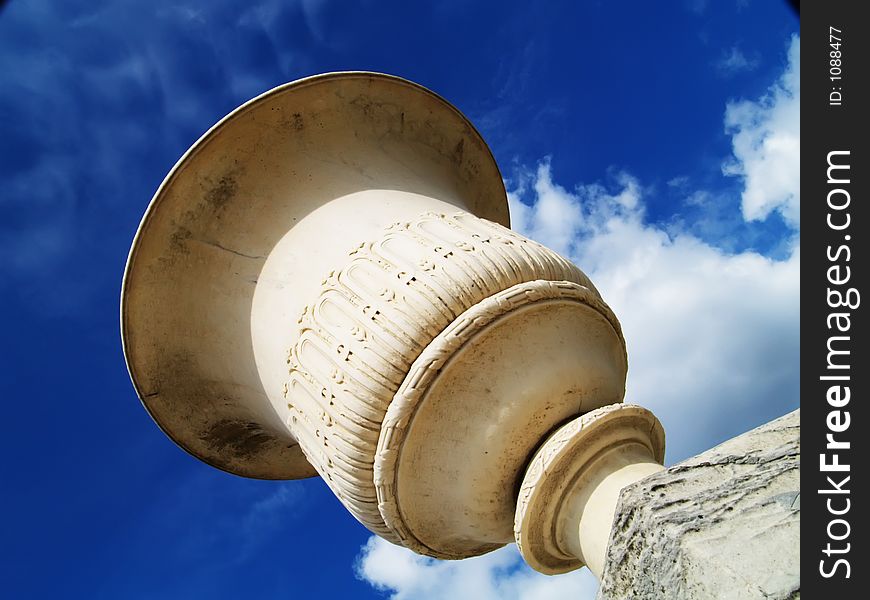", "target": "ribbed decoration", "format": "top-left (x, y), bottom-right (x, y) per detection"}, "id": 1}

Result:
top-left (284, 211), bottom-right (592, 539)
